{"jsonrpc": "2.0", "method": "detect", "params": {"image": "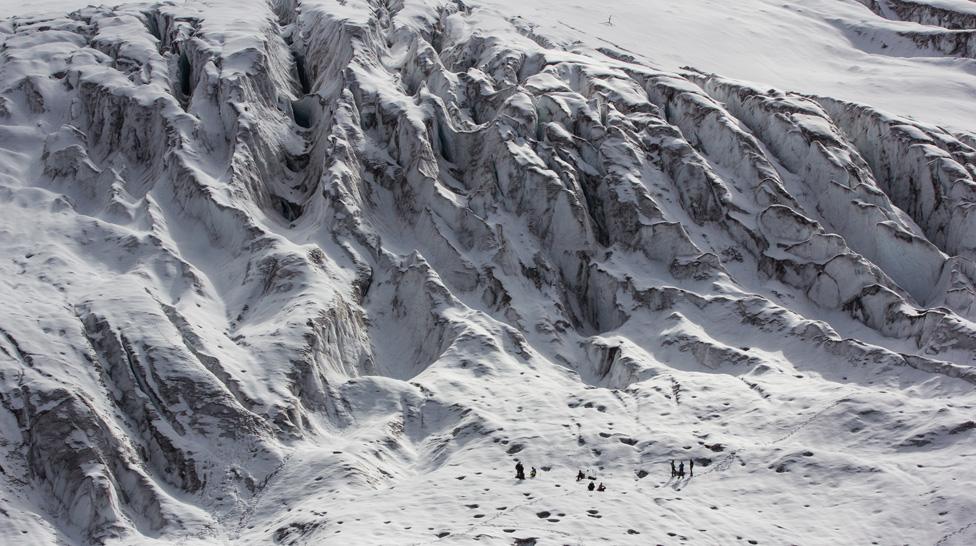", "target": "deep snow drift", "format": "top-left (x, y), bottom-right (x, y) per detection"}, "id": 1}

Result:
top-left (0, 0), bottom-right (975, 544)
